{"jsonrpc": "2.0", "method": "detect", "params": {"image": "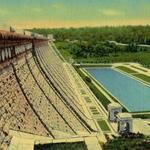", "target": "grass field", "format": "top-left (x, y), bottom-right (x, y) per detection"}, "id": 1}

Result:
top-left (74, 51), bottom-right (150, 67)
top-left (55, 42), bottom-right (71, 61)
top-left (75, 67), bottom-right (111, 109)
top-left (90, 107), bottom-right (100, 115)
top-left (133, 73), bottom-right (150, 83)
top-left (74, 51), bottom-right (150, 66)
top-left (116, 66), bottom-right (150, 83)
top-left (131, 65), bottom-right (148, 72)
top-left (116, 66), bottom-right (137, 74)
top-left (104, 134), bottom-right (150, 150)
top-left (77, 64), bottom-right (112, 67)
top-left (55, 41), bottom-right (150, 68)
top-left (132, 113), bottom-right (150, 119)
top-left (97, 120), bottom-right (110, 131)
